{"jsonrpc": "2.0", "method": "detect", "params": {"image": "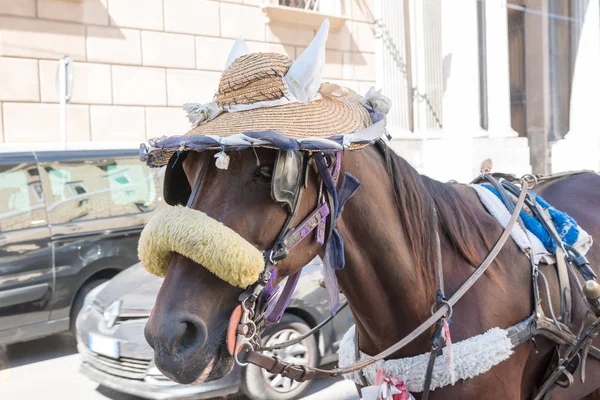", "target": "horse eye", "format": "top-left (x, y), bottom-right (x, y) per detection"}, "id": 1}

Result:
top-left (254, 165), bottom-right (273, 184)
